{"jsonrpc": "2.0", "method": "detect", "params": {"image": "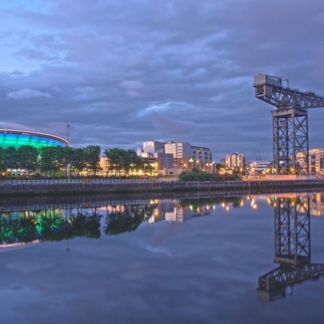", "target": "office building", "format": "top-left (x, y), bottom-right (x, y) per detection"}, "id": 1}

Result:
top-left (309, 147), bottom-right (324, 175)
top-left (137, 140), bottom-right (164, 158)
top-left (191, 146), bottom-right (212, 163)
top-left (154, 152), bottom-right (174, 171)
top-left (249, 160), bottom-right (271, 173)
top-left (164, 141), bottom-right (192, 159)
top-left (225, 153), bottom-right (245, 168)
